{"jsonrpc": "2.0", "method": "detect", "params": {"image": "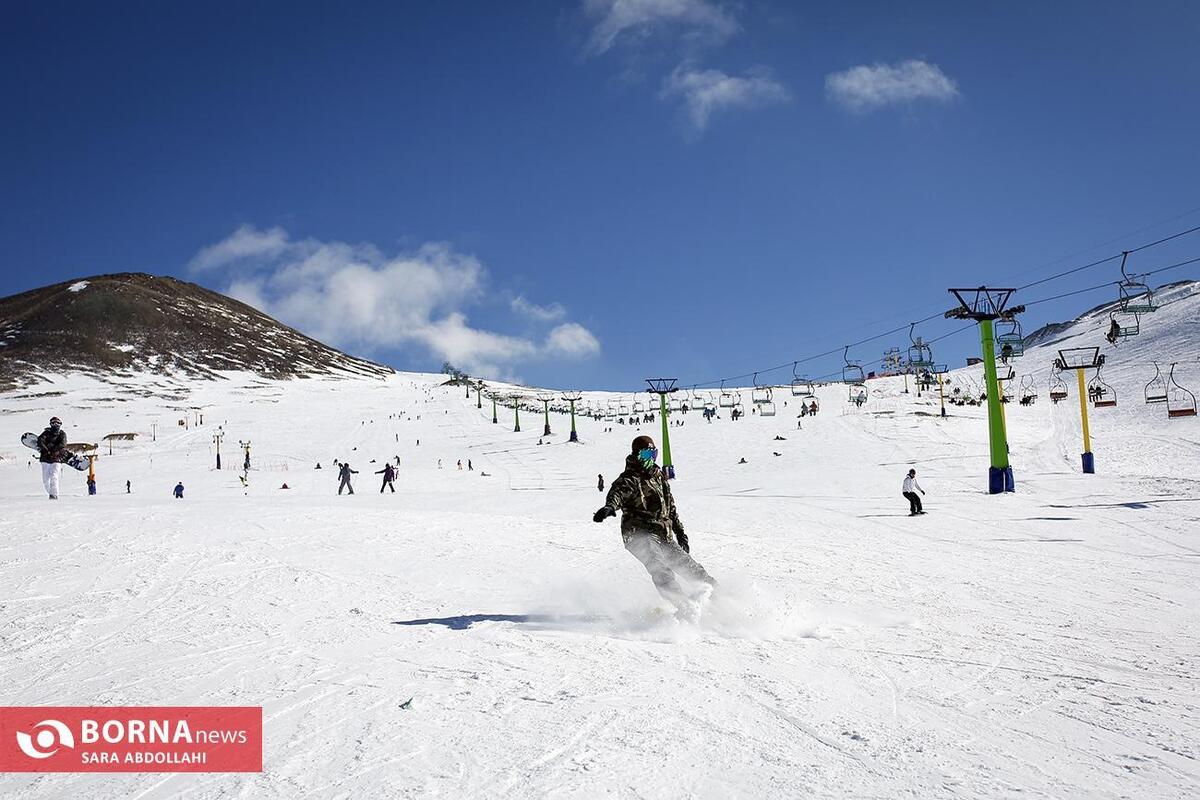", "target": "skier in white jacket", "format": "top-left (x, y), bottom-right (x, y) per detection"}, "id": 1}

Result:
top-left (902, 469), bottom-right (925, 516)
